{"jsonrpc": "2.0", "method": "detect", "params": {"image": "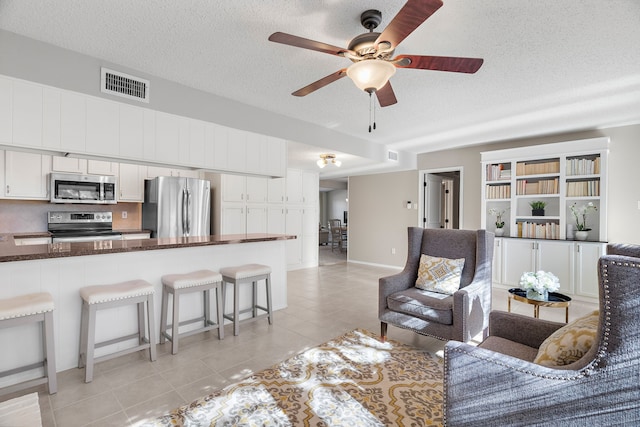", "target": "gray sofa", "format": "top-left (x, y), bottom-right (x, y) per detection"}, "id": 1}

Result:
top-left (444, 243), bottom-right (640, 425)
